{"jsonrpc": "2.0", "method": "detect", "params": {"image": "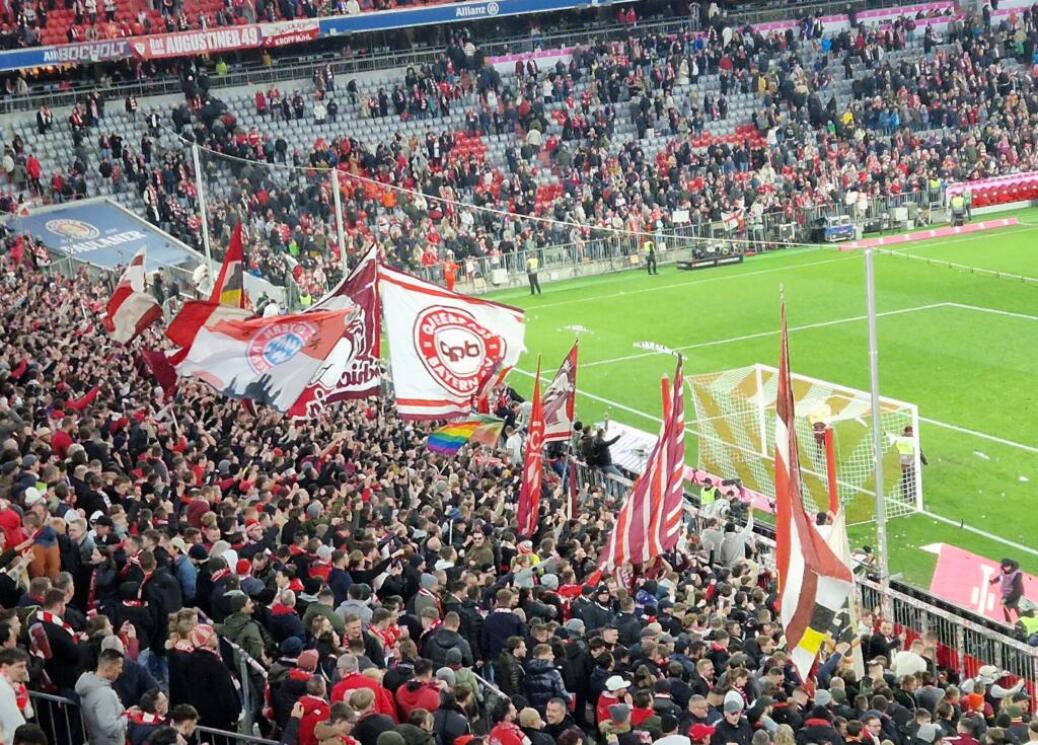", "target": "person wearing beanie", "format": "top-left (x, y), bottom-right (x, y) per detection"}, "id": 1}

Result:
top-left (217, 593), bottom-right (270, 666)
top-left (376, 732), bottom-right (406, 745)
top-left (711, 697), bottom-right (752, 745)
top-left (268, 637), bottom-right (312, 729)
top-left (182, 624), bottom-right (240, 731)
